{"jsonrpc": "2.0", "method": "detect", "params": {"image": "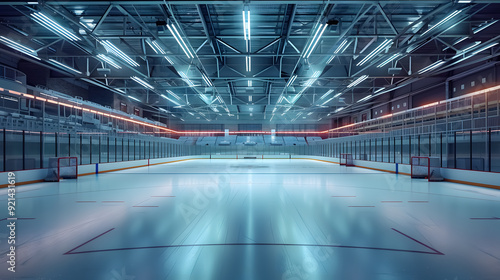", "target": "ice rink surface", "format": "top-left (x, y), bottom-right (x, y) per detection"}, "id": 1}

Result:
top-left (1, 159), bottom-right (500, 279)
